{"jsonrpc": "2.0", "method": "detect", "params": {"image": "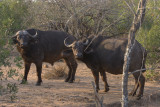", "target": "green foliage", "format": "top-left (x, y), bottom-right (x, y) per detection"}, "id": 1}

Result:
top-left (0, 0), bottom-right (28, 65)
top-left (147, 25), bottom-right (160, 50)
top-left (136, 0), bottom-right (160, 80)
top-left (7, 69), bottom-right (19, 79)
top-left (14, 56), bottom-right (23, 69)
top-left (0, 0), bottom-right (28, 102)
top-left (0, 49), bottom-right (10, 67)
top-left (0, 71), bottom-right (4, 80)
top-left (7, 83), bottom-right (18, 102)
top-left (136, 6), bottom-right (160, 64)
top-left (145, 69), bottom-right (160, 81)
top-left (0, 0), bottom-right (28, 36)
